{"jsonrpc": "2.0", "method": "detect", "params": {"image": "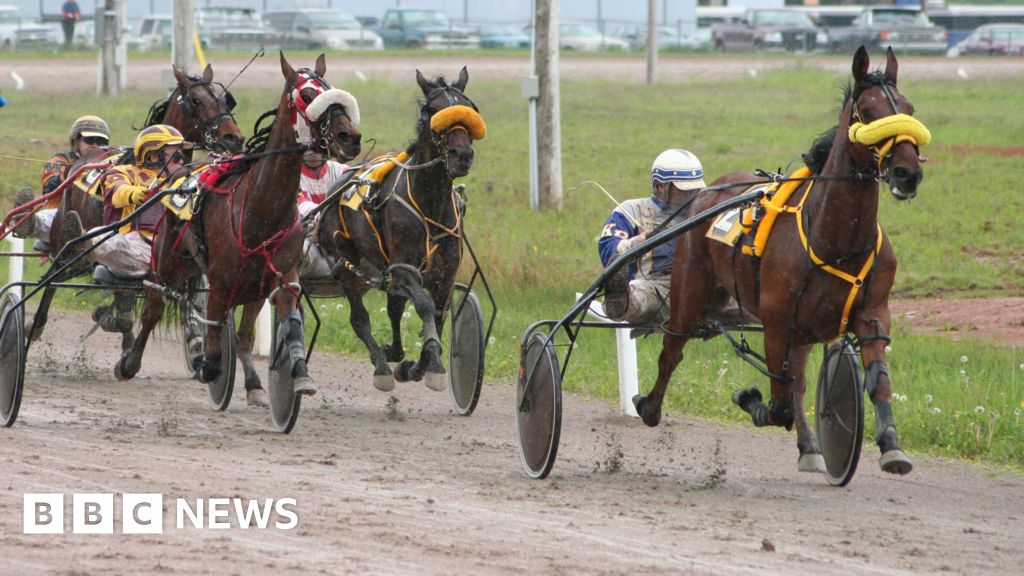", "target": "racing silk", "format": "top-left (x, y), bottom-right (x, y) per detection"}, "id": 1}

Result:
top-left (101, 164), bottom-right (163, 237)
top-left (298, 160), bottom-right (349, 216)
top-left (39, 150), bottom-right (78, 208)
top-left (598, 195), bottom-right (676, 280)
